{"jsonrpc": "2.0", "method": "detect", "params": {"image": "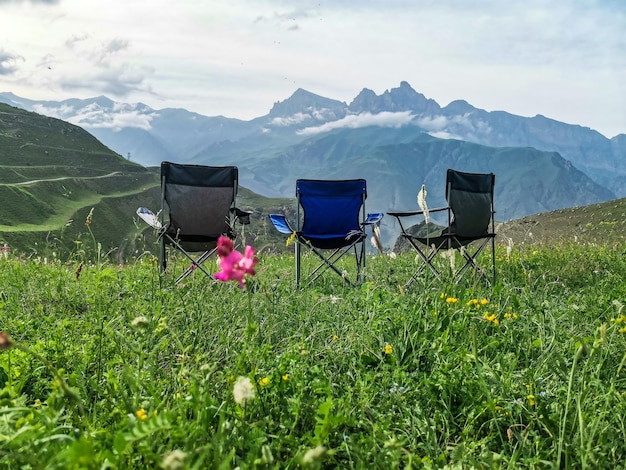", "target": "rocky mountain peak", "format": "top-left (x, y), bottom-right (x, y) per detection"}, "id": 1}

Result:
top-left (442, 99), bottom-right (477, 115)
top-left (268, 88), bottom-right (346, 118)
top-left (349, 81), bottom-right (441, 115)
